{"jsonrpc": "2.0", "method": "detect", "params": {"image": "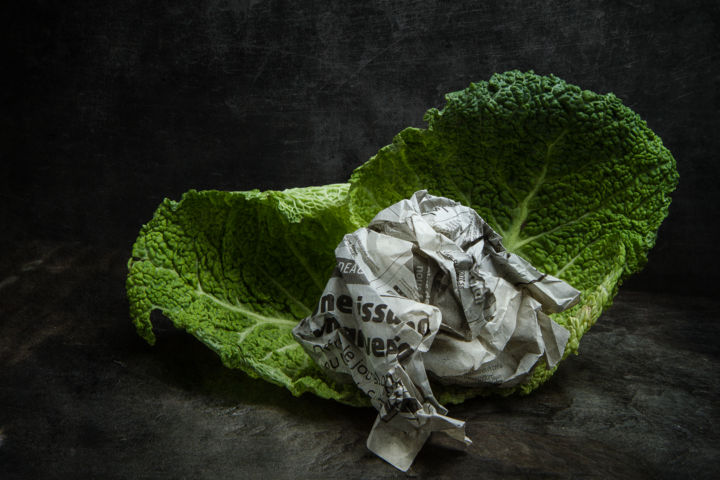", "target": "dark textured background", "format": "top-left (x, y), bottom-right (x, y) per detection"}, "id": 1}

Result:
top-left (4, 0), bottom-right (720, 293)
top-left (2, 1), bottom-right (720, 479)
